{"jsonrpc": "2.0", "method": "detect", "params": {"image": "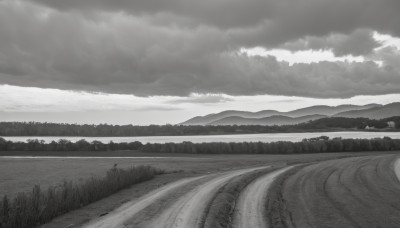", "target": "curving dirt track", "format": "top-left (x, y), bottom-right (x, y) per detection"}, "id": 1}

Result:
top-left (83, 175), bottom-right (206, 228)
top-left (282, 155), bottom-right (400, 228)
top-left (231, 166), bottom-right (293, 228)
top-left (80, 154), bottom-right (400, 228)
top-left (142, 166), bottom-right (270, 228)
top-left (83, 166), bottom-right (276, 228)
top-left (394, 157), bottom-right (400, 180)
